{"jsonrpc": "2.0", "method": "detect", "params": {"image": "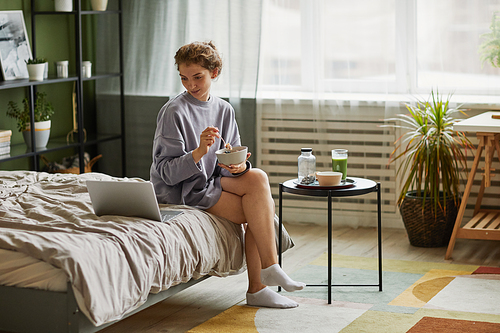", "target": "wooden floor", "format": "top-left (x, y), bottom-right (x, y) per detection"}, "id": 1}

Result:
top-left (101, 223), bottom-right (500, 333)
